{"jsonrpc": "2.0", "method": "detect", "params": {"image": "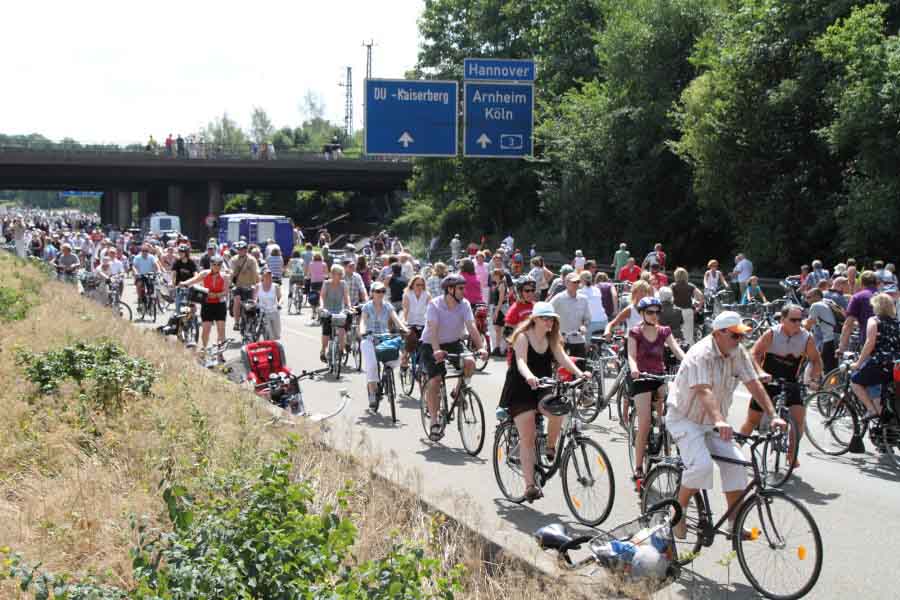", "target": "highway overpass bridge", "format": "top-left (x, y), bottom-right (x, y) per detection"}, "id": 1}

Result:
top-left (0, 145), bottom-right (413, 241)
